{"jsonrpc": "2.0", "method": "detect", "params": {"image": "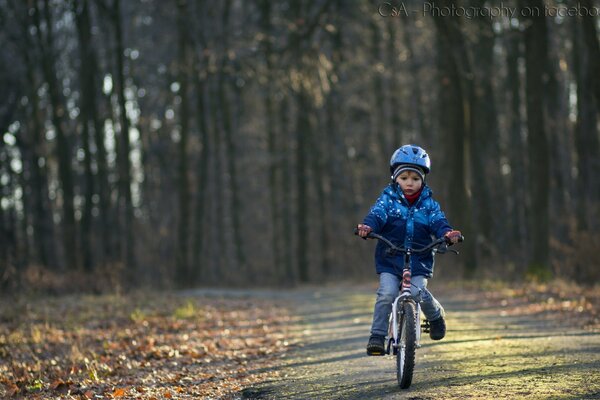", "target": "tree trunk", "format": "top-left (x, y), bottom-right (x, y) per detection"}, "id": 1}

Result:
top-left (520, 0), bottom-right (551, 276)
top-left (401, 15), bottom-right (428, 144)
top-left (175, 0), bottom-right (191, 286)
top-left (431, 2), bottom-right (476, 277)
top-left (370, 20), bottom-right (388, 158)
top-left (191, 54), bottom-right (210, 285)
top-left (291, 0), bottom-right (310, 284)
top-left (573, 18), bottom-right (600, 231)
top-left (387, 20), bottom-right (403, 147)
top-left (259, 0), bottom-right (284, 282)
top-left (0, 142), bottom-right (16, 288)
top-left (296, 89), bottom-right (310, 283)
top-left (24, 102), bottom-right (56, 269)
top-left (505, 25), bottom-right (528, 269)
top-left (210, 78), bottom-right (225, 281)
top-left (280, 96), bottom-right (295, 283)
top-left (321, 5), bottom-right (347, 278)
top-left (0, 150), bottom-right (6, 288)
top-left (230, 60), bottom-right (251, 277)
top-left (74, 0), bottom-right (111, 268)
top-left (112, 0), bottom-right (136, 277)
top-left (73, 0), bottom-right (97, 271)
top-left (19, 6), bottom-right (57, 269)
top-left (0, 65), bottom-right (24, 282)
top-left (307, 111), bottom-right (331, 278)
top-left (16, 150), bottom-right (31, 269)
top-left (218, 0), bottom-right (246, 277)
top-left (470, 10), bottom-right (501, 256)
top-left (579, 0), bottom-right (600, 114)
top-left (94, 0), bottom-right (118, 266)
top-left (34, 0), bottom-right (78, 271)
top-left (545, 20), bottom-right (573, 244)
